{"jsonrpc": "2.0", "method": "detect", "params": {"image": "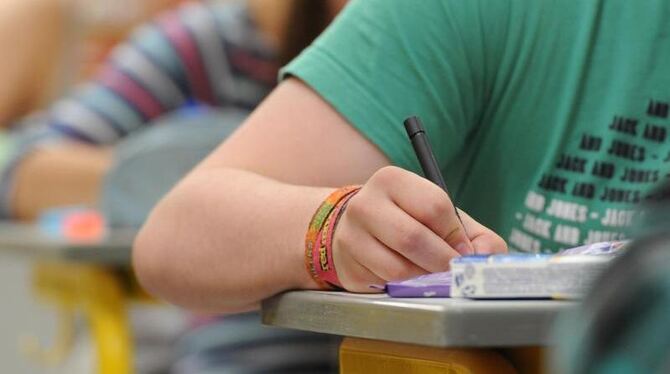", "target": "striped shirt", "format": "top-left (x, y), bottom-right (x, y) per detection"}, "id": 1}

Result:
top-left (47, 0), bottom-right (278, 144)
top-left (0, 0), bottom-right (278, 215)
